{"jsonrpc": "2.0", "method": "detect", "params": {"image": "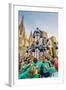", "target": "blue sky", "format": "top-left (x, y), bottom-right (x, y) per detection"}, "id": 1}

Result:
top-left (18, 11), bottom-right (58, 39)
